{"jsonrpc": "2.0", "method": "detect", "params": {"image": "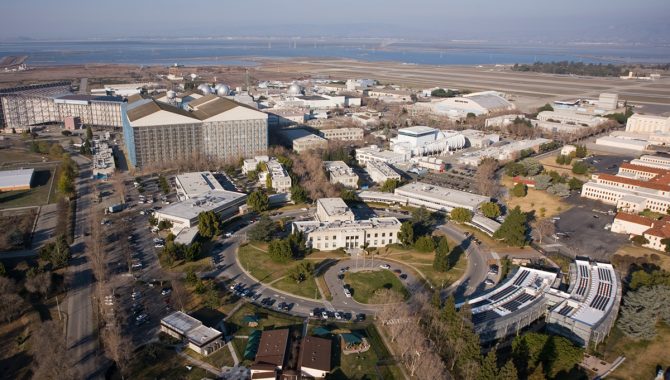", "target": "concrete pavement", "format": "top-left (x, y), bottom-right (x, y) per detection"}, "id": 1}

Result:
top-left (64, 155), bottom-right (103, 379)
